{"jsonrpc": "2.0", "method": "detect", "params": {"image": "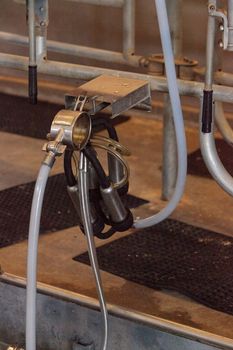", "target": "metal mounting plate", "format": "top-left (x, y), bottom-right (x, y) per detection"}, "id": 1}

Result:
top-left (65, 75), bottom-right (151, 118)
